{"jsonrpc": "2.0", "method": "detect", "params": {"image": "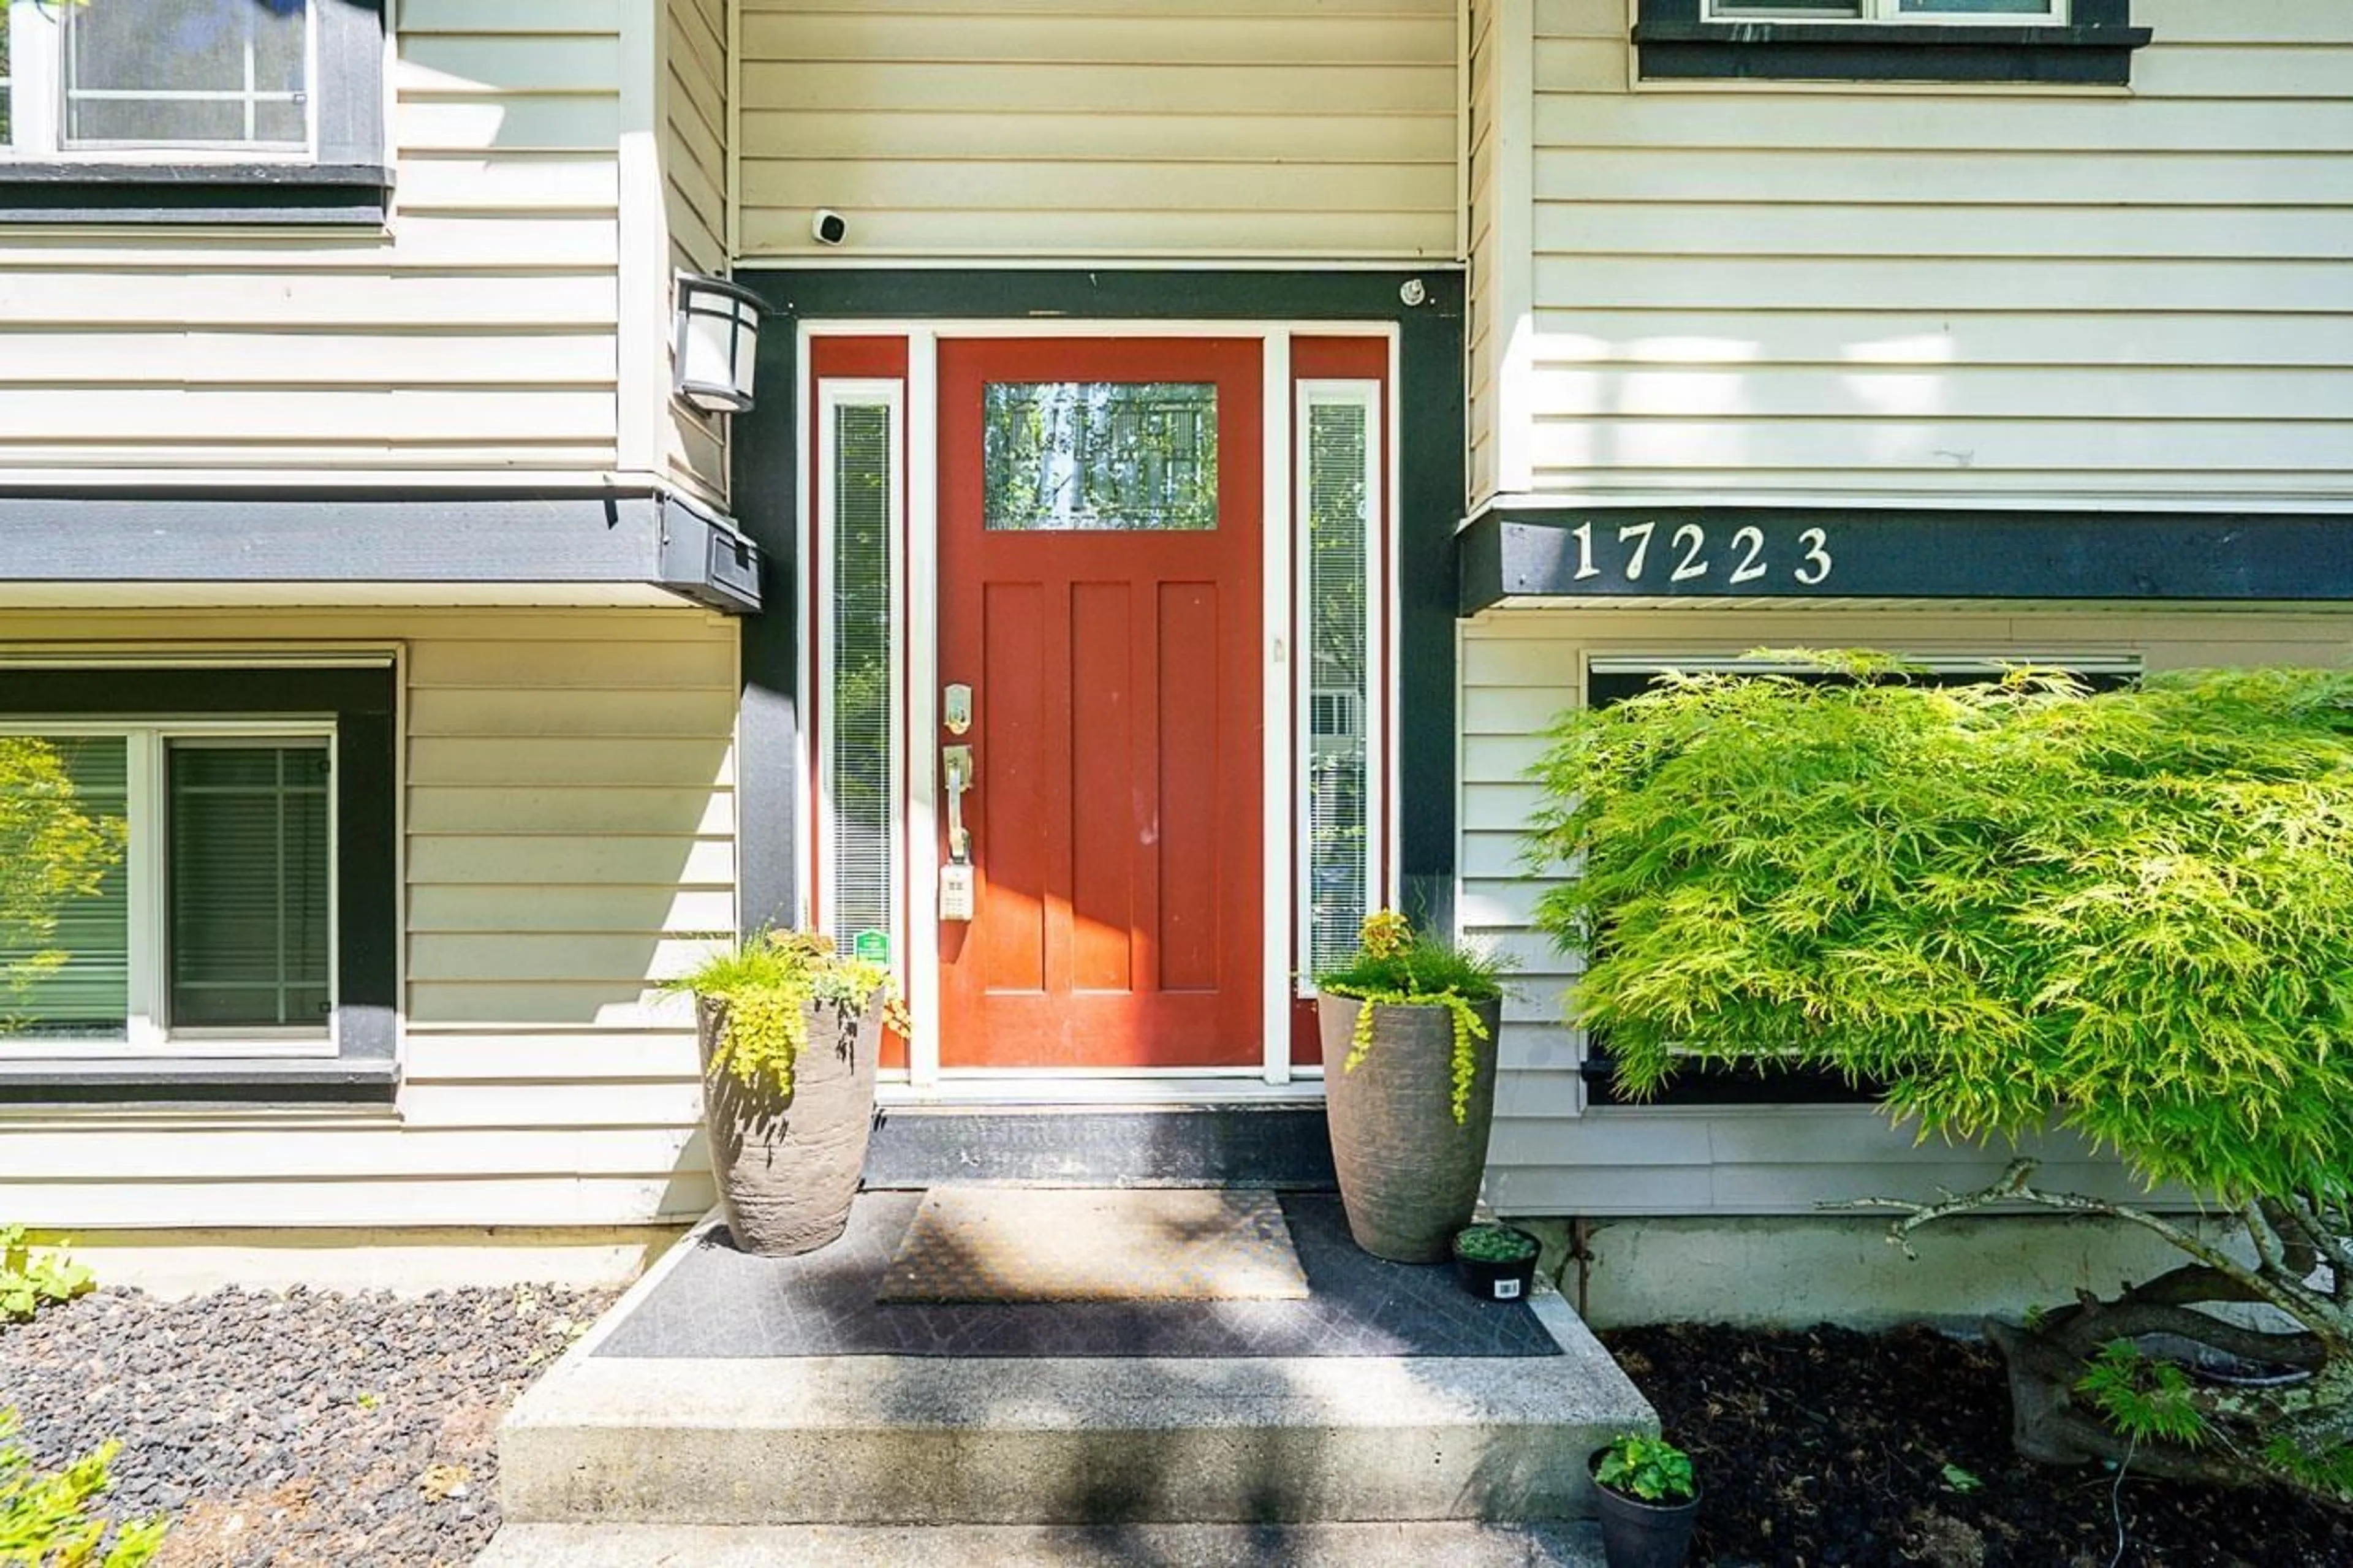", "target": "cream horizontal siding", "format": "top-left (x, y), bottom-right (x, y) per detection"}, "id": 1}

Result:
top-left (0, 608), bottom-right (737, 1230)
top-left (737, 0), bottom-right (1458, 259)
top-left (1466, 0), bottom-right (1503, 503)
top-left (1463, 604), bottom-right (2353, 1216)
top-left (1499, 0), bottom-right (2353, 506)
top-left (662, 0), bottom-right (733, 505)
top-left (0, 2), bottom-right (626, 480)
